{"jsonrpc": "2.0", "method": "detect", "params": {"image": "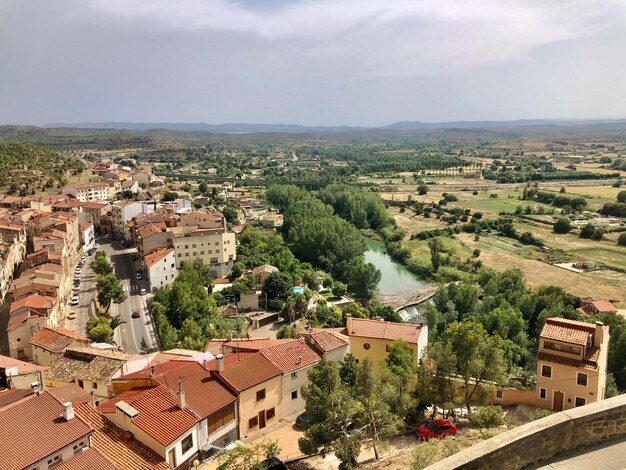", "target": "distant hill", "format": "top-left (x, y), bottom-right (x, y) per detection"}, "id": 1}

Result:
top-left (0, 142), bottom-right (84, 195)
top-left (46, 118), bottom-right (626, 133)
